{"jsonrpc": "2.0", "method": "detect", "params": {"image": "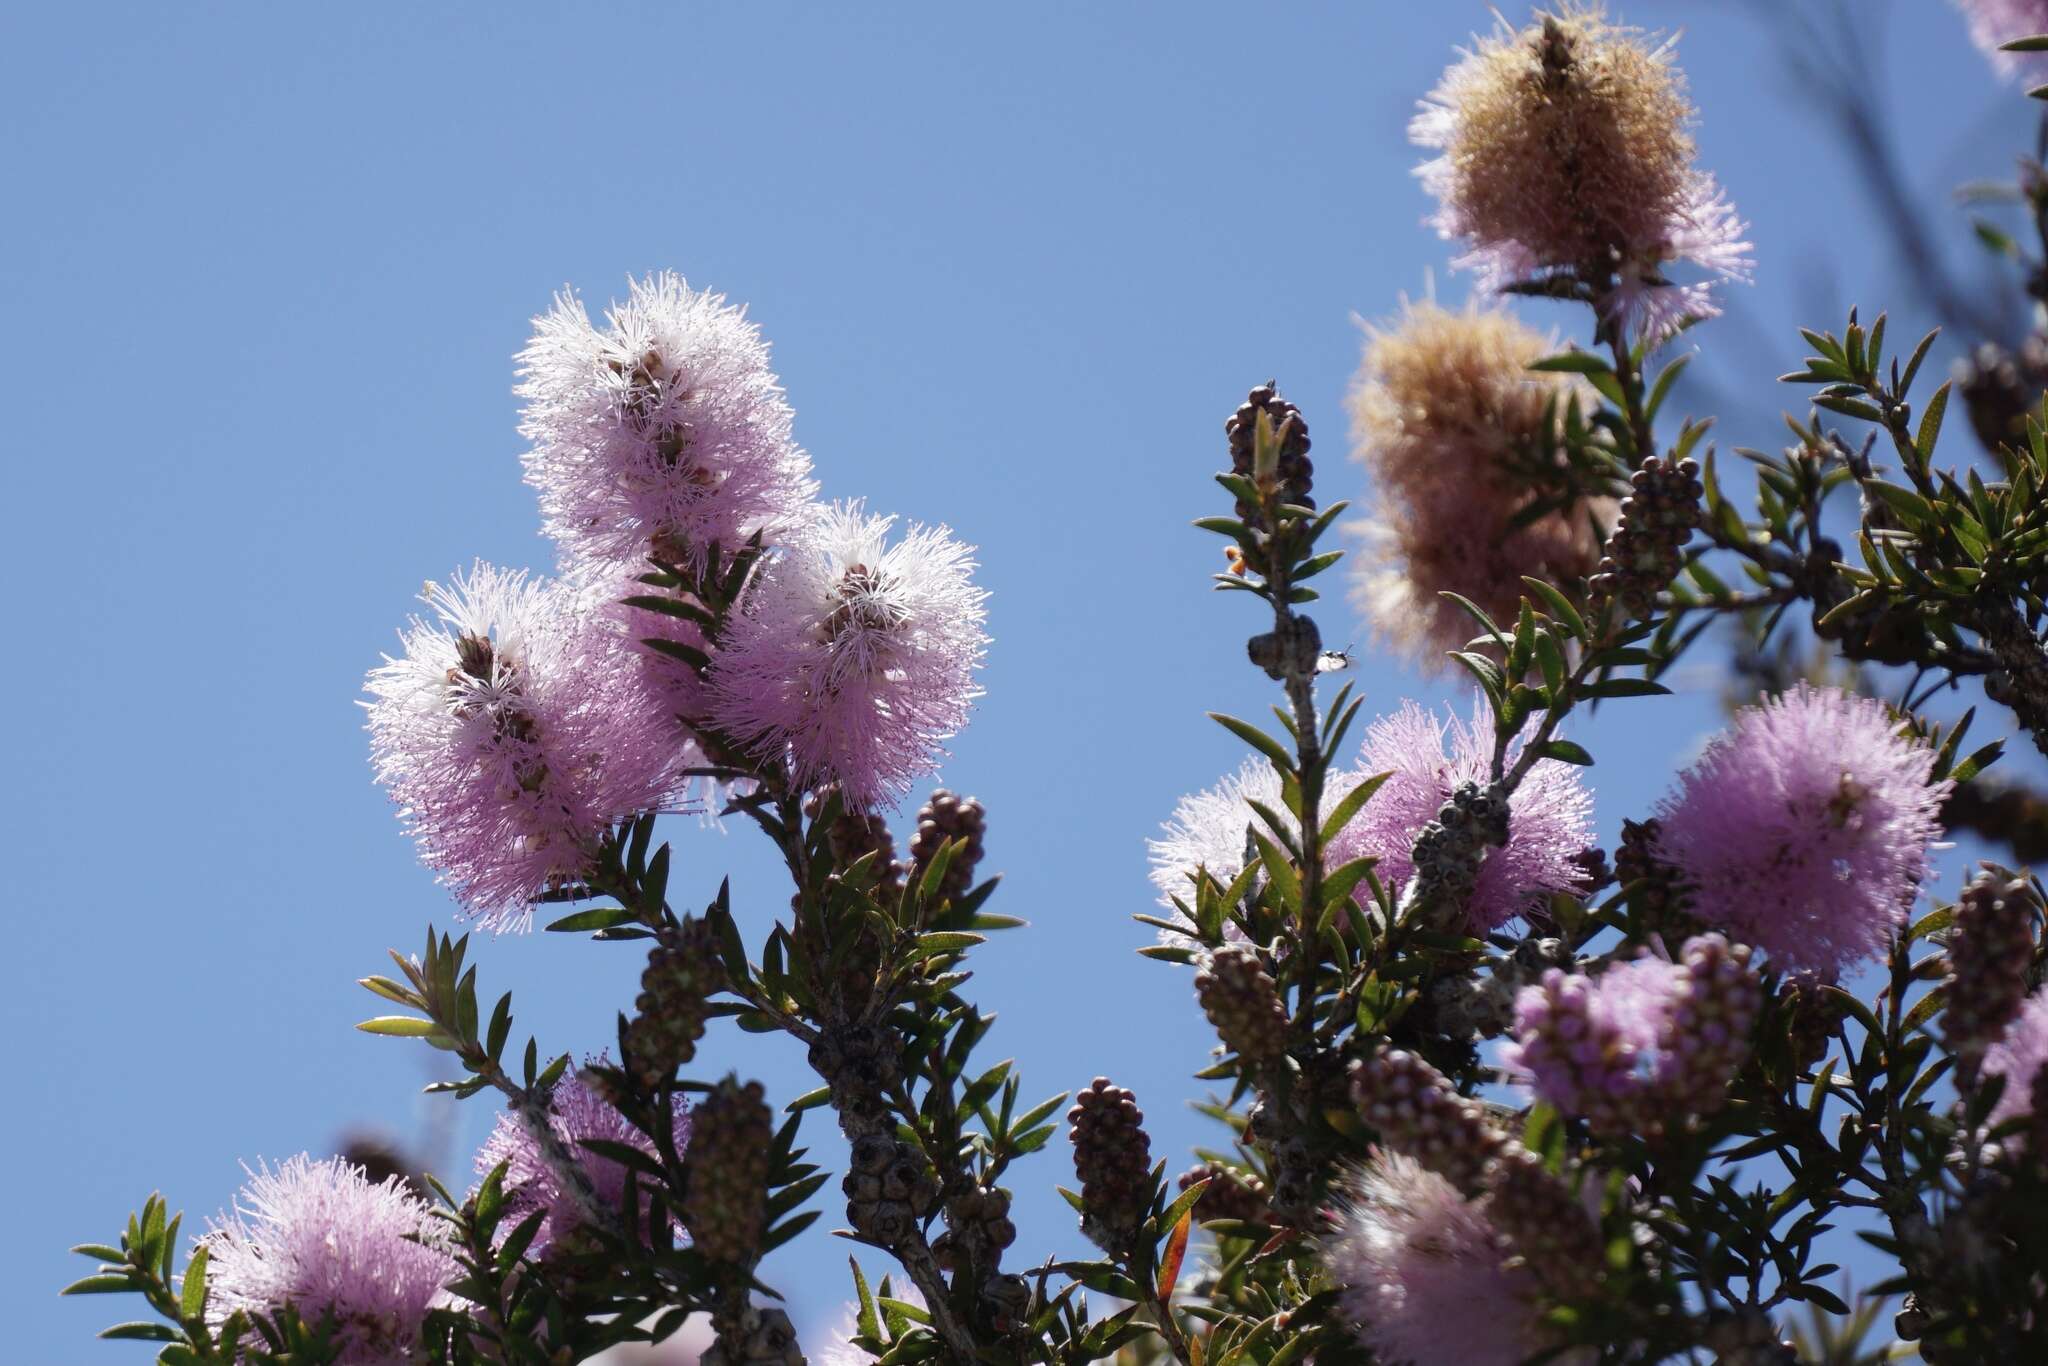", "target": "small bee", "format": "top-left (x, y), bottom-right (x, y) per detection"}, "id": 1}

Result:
top-left (1315, 644), bottom-right (1355, 673)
